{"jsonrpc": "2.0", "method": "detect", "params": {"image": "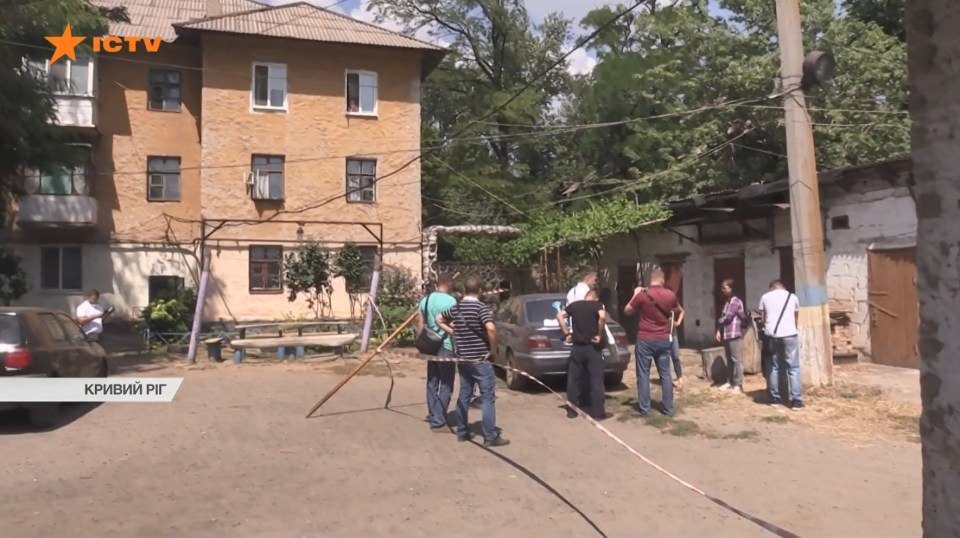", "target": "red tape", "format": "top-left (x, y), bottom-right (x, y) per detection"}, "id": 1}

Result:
top-left (385, 348), bottom-right (802, 538)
